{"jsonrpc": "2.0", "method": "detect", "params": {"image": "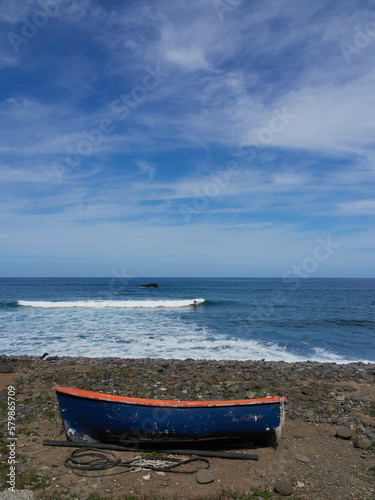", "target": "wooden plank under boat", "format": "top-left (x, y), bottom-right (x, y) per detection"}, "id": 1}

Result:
top-left (54, 387), bottom-right (286, 445)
